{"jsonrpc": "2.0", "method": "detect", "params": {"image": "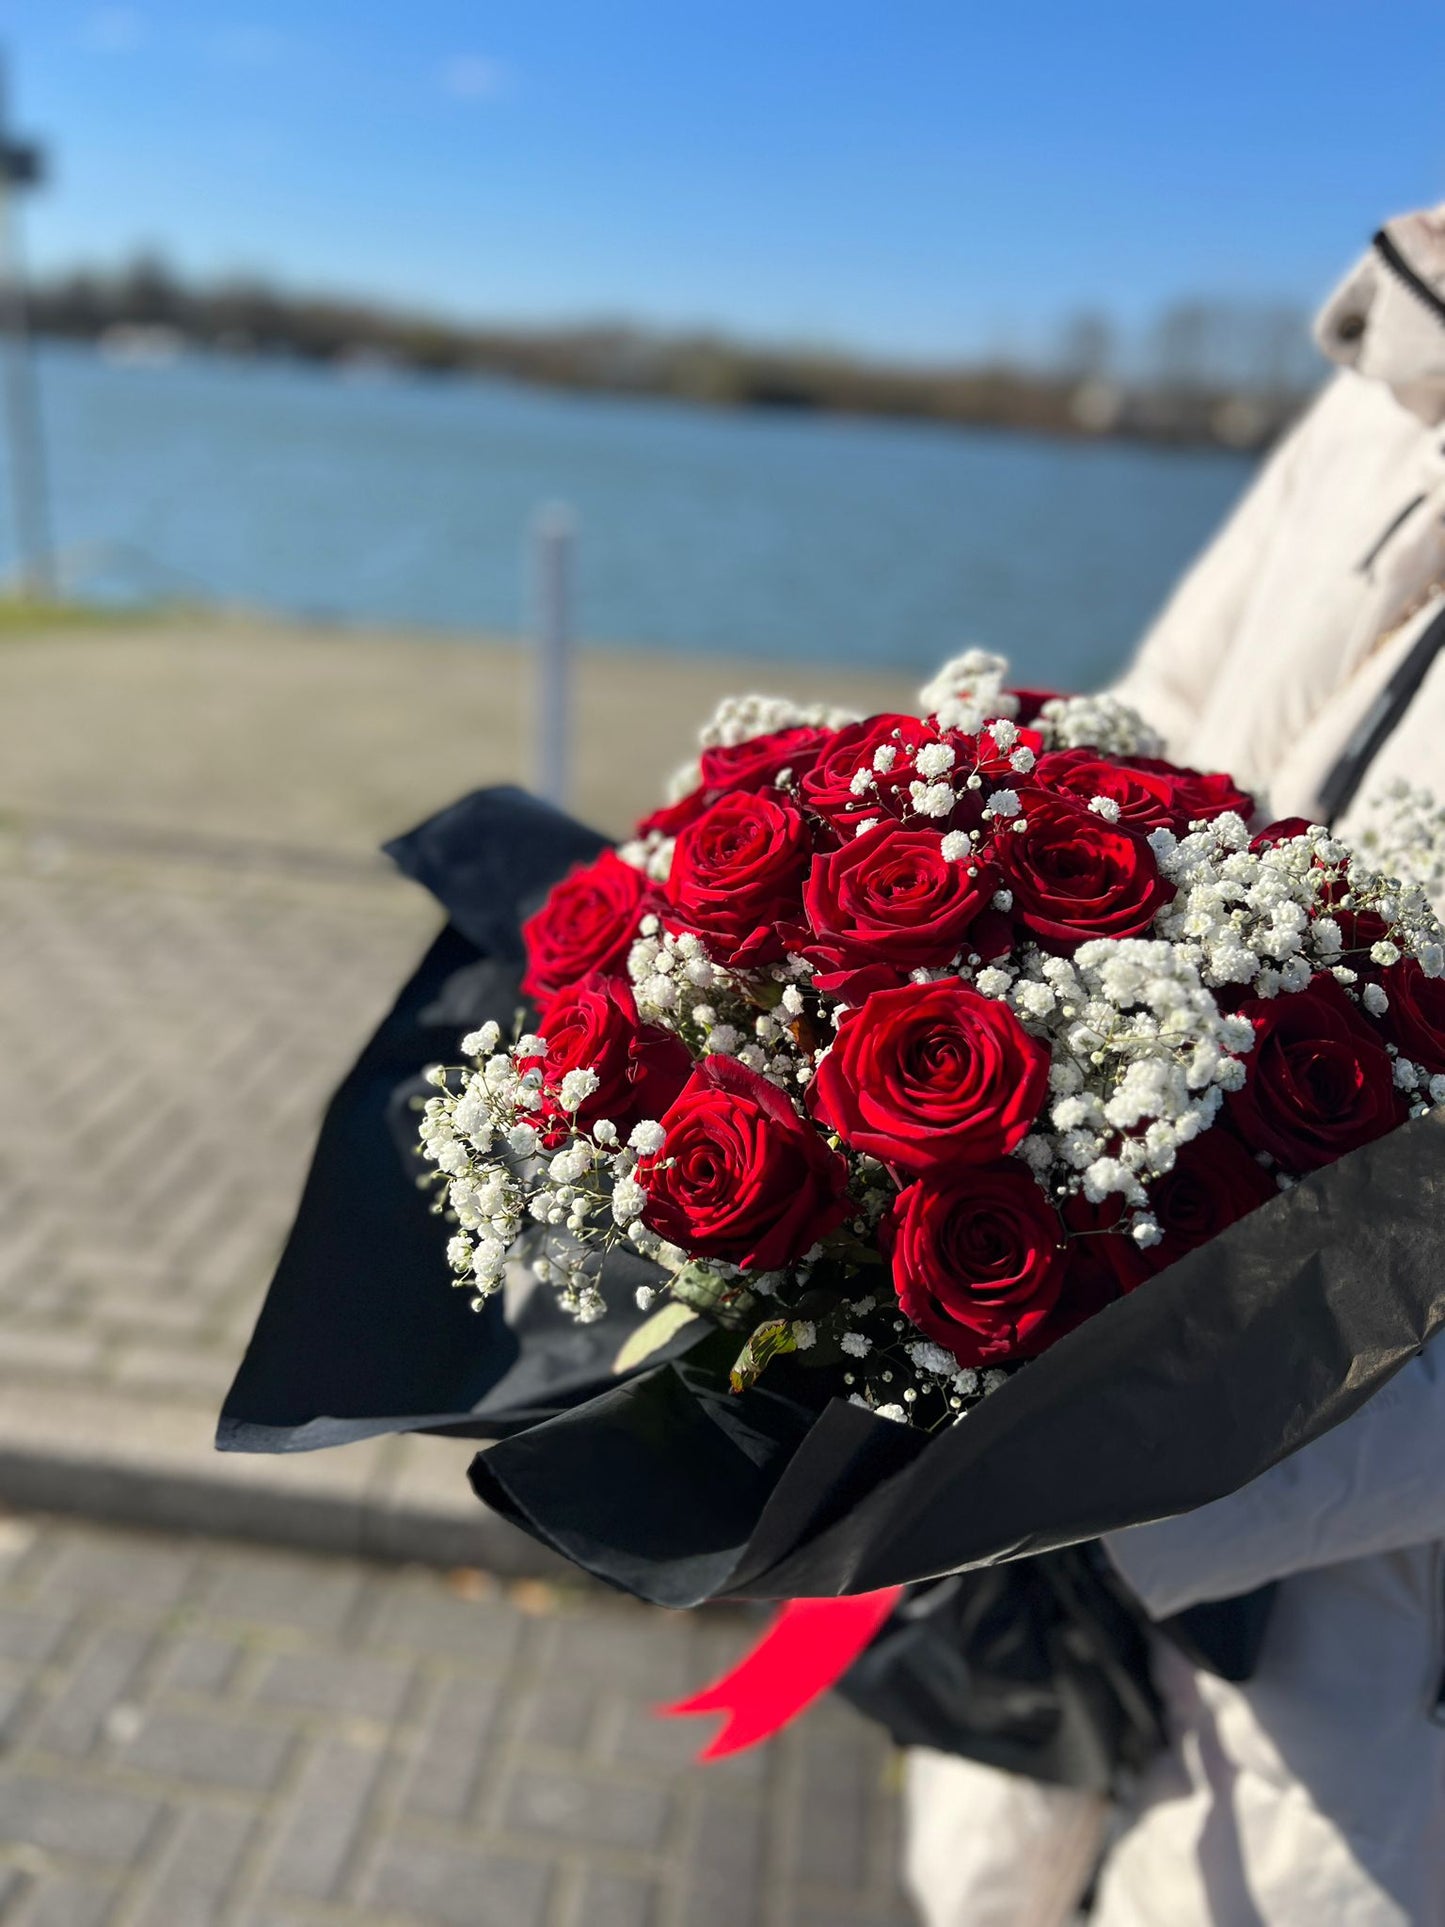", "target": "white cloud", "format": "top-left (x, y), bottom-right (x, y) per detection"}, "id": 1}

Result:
top-left (77, 6), bottom-right (146, 53)
top-left (441, 55), bottom-right (510, 101)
